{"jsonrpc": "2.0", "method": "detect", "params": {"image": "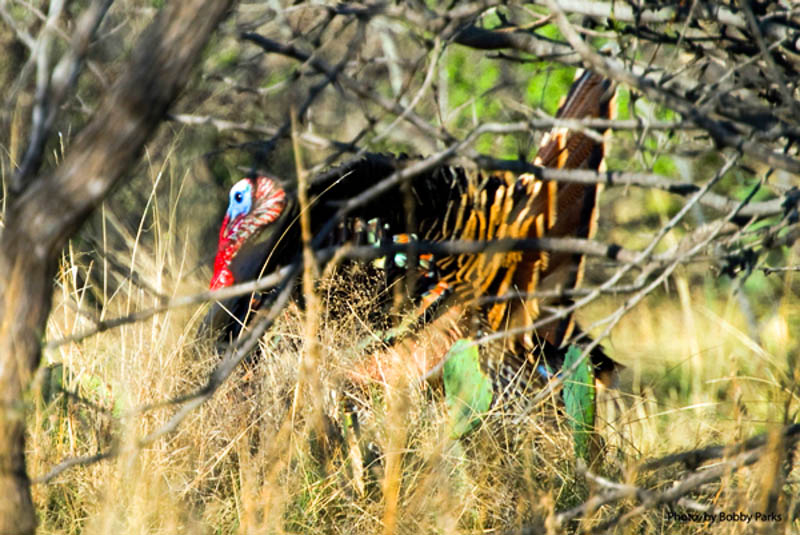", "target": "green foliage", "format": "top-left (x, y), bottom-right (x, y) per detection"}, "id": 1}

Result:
top-left (561, 345), bottom-right (595, 460)
top-left (742, 269), bottom-right (773, 296)
top-left (652, 155), bottom-right (677, 177)
top-left (443, 339), bottom-right (493, 438)
top-left (445, 49), bottom-right (501, 131)
top-left (655, 105), bottom-right (676, 122)
top-left (525, 65), bottom-right (576, 116)
top-left (645, 189), bottom-right (681, 217)
top-left (615, 86), bottom-right (631, 120)
top-left (480, 9), bottom-right (504, 28)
